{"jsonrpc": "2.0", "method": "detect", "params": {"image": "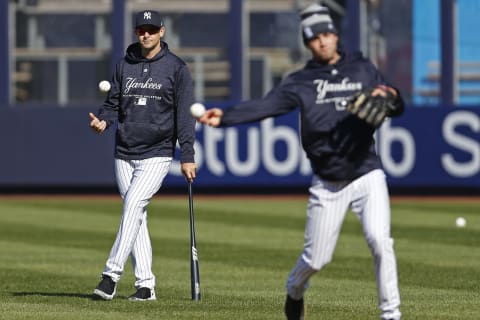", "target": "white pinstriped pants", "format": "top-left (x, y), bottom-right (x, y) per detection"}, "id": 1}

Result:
top-left (102, 157), bottom-right (172, 289)
top-left (286, 169), bottom-right (401, 320)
